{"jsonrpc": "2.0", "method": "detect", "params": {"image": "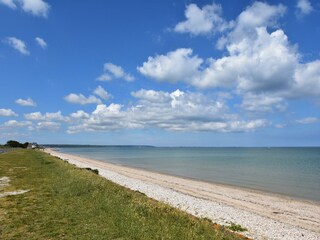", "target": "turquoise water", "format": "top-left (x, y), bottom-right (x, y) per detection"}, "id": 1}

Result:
top-left (56, 146), bottom-right (320, 202)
